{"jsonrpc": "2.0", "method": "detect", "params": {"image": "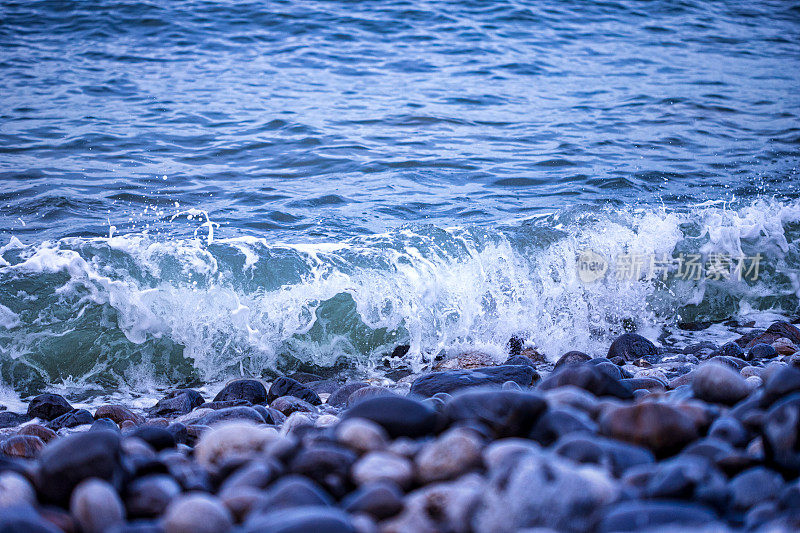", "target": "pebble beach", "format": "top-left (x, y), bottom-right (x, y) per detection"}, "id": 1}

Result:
top-left (3, 319), bottom-right (800, 532)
